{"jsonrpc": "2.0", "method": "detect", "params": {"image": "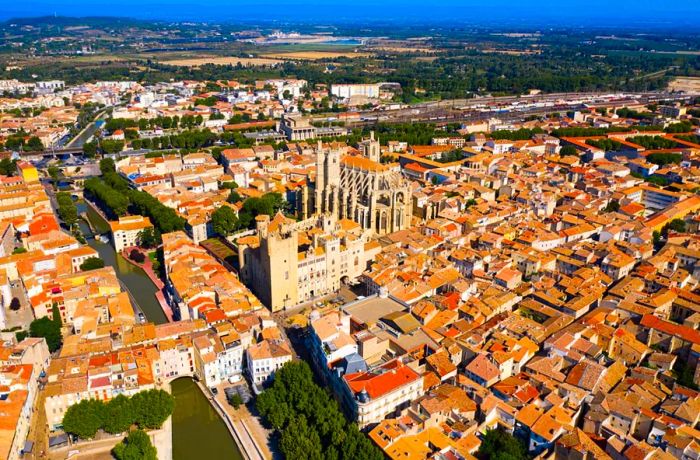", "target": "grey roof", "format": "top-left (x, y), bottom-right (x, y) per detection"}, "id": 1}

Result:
top-left (344, 353), bottom-right (368, 375)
